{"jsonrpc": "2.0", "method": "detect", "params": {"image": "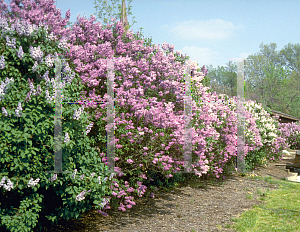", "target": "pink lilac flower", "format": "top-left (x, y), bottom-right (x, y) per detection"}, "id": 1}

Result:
top-left (127, 159), bottom-right (134, 164)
